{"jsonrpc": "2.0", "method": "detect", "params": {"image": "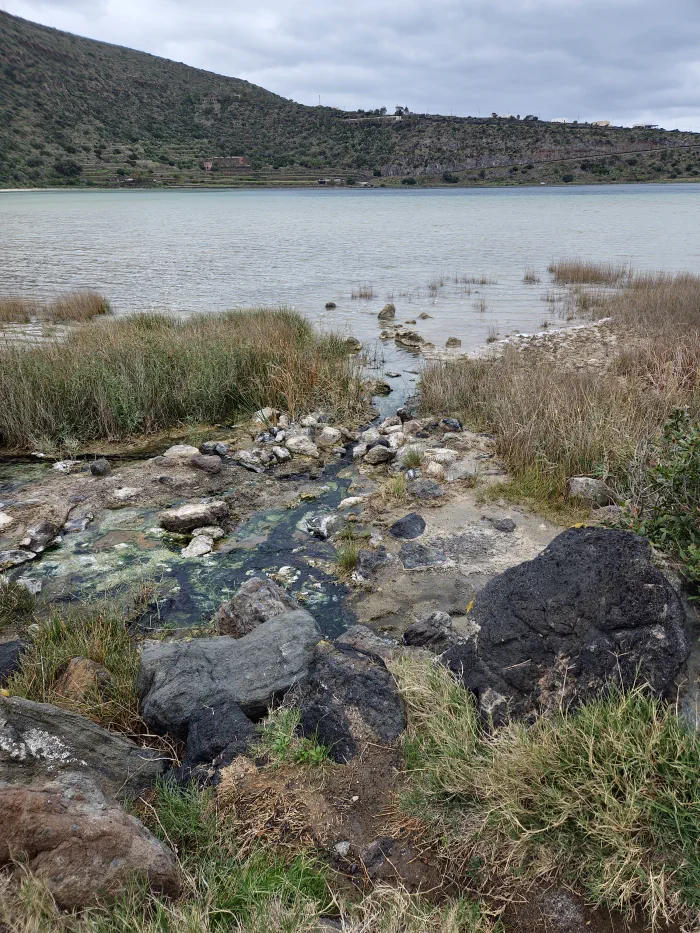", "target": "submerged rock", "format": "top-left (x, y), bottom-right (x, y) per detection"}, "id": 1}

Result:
top-left (299, 637), bottom-right (406, 762)
top-left (181, 534), bottom-right (214, 558)
top-left (158, 500), bottom-right (227, 533)
top-left (0, 776), bottom-right (181, 907)
top-left (214, 576), bottom-right (298, 638)
top-left (441, 527), bottom-right (690, 723)
top-left (378, 303), bottom-right (396, 320)
top-left (445, 337), bottom-right (462, 348)
top-left (20, 518), bottom-right (62, 553)
top-left (137, 611), bottom-right (321, 738)
top-left (0, 549), bottom-right (36, 571)
top-left (300, 512), bottom-right (344, 540)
